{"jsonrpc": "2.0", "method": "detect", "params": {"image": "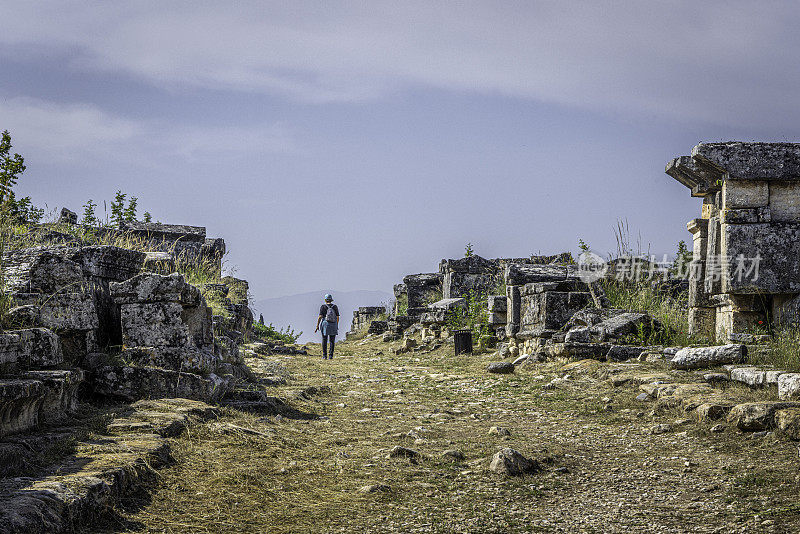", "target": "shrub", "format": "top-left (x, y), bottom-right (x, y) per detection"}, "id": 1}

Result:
top-left (252, 322), bottom-right (301, 344)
